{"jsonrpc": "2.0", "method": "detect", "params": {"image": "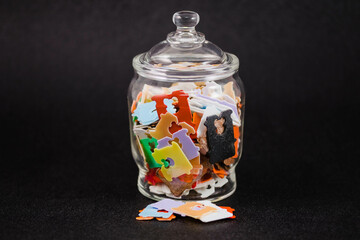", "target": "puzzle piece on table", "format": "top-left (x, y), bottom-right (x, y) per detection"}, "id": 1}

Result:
top-left (204, 109), bottom-right (236, 164)
top-left (156, 214), bottom-right (176, 221)
top-left (152, 142), bottom-right (193, 181)
top-left (149, 199), bottom-right (185, 212)
top-left (171, 202), bottom-right (217, 219)
top-left (136, 216), bottom-right (154, 221)
top-left (138, 205), bottom-right (173, 218)
top-left (219, 206), bottom-right (236, 219)
top-left (197, 201), bottom-right (233, 222)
